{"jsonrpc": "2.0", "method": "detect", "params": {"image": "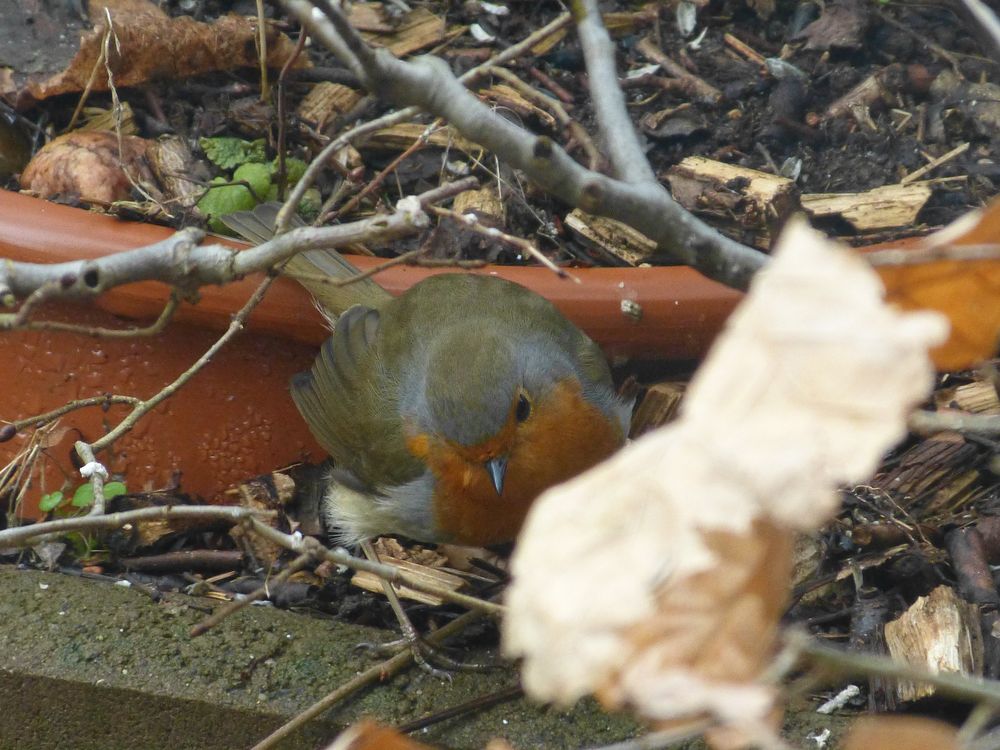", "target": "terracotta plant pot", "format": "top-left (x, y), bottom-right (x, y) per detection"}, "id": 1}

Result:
top-left (0, 190), bottom-right (740, 507)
